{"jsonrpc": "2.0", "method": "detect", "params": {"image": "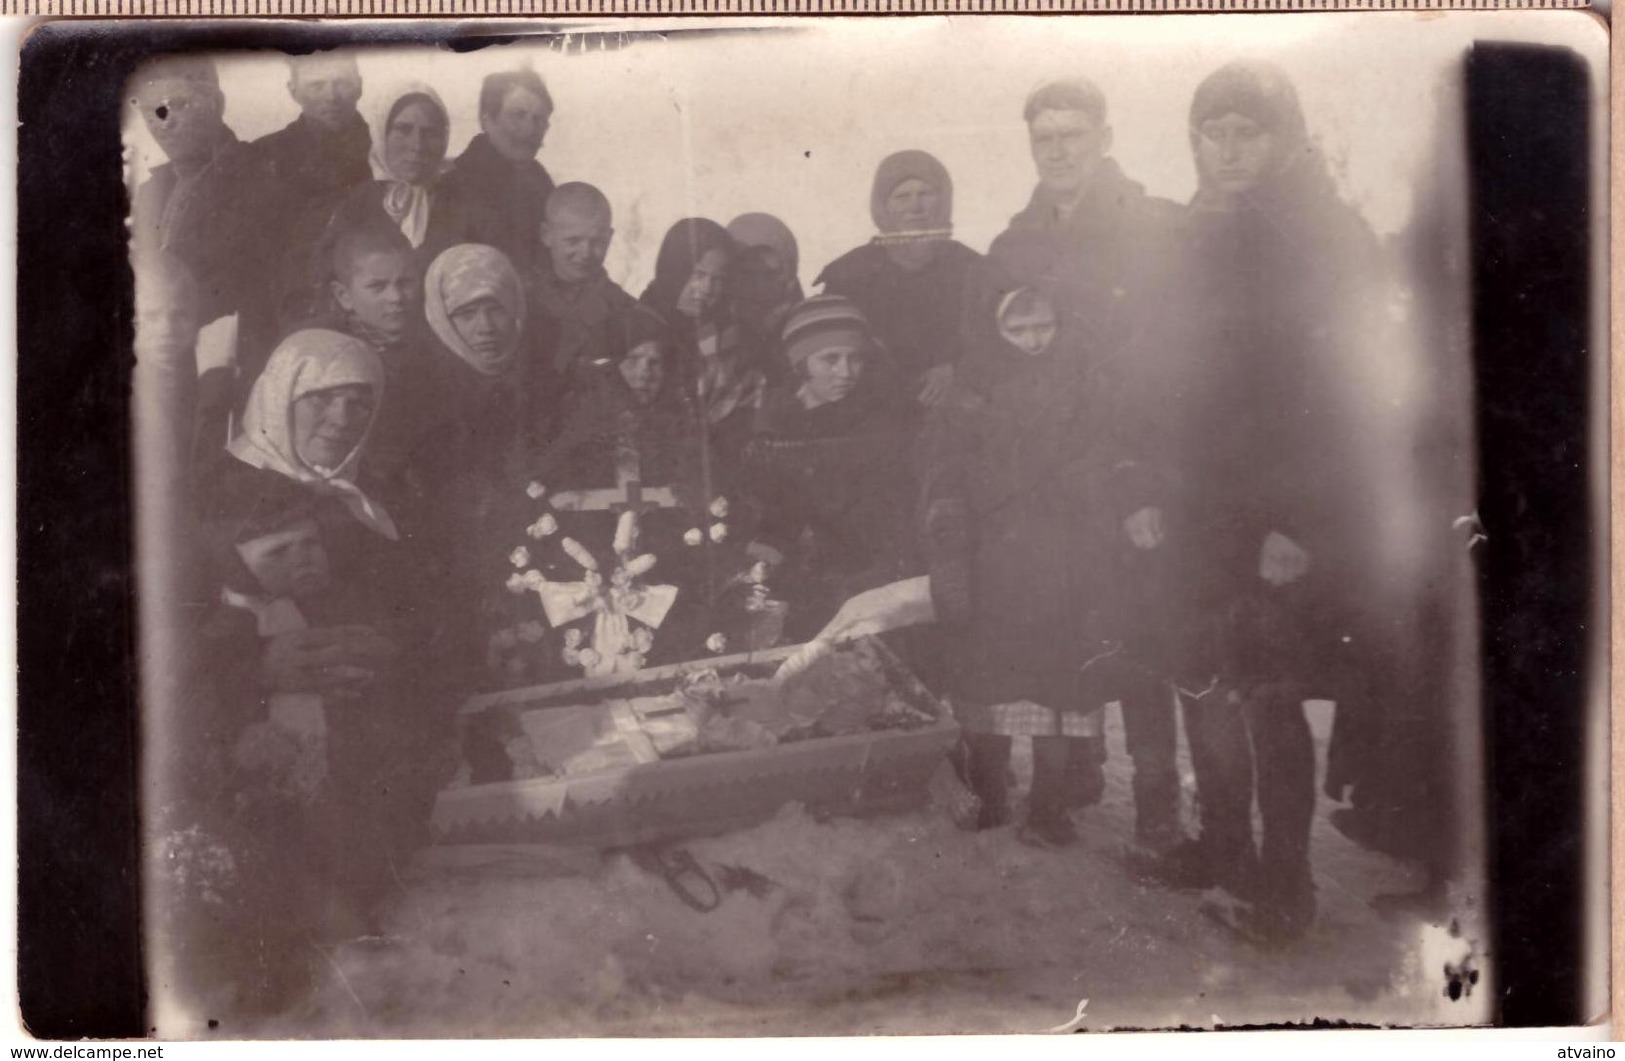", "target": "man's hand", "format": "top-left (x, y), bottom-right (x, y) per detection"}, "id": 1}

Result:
top-left (1123, 506), bottom-right (1165, 550)
top-left (1259, 531), bottom-right (1311, 587)
top-left (916, 364), bottom-right (955, 408)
